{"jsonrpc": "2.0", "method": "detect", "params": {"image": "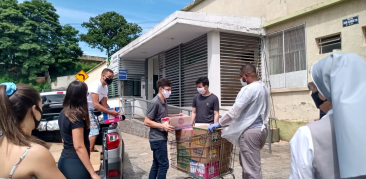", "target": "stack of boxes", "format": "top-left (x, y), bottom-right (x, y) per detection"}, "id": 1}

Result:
top-left (174, 125), bottom-right (233, 179)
